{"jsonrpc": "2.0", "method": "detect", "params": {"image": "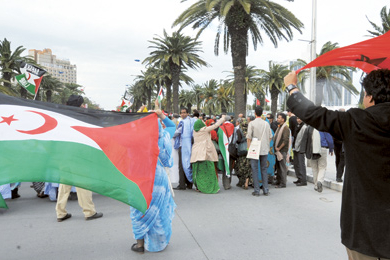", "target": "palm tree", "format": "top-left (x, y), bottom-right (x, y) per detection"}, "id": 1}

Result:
top-left (225, 65), bottom-right (263, 108)
top-left (258, 61), bottom-right (290, 116)
top-left (179, 89), bottom-right (195, 112)
top-left (143, 30), bottom-right (208, 113)
top-left (202, 79), bottom-right (219, 115)
top-left (134, 69), bottom-right (156, 110)
top-left (173, 0), bottom-right (303, 116)
top-left (127, 81), bottom-right (148, 110)
top-left (39, 74), bottom-right (63, 102)
top-left (366, 6), bottom-right (390, 37)
top-left (216, 83), bottom-right (233, 113)
top-left (51, 82), bottom-right (84, 104)
top-left (0, 38), bottom-right (35, 98)
top-left (190, 84), bottom-right (205, 110)
top-left (293, 42), bottom-right (358, 106)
